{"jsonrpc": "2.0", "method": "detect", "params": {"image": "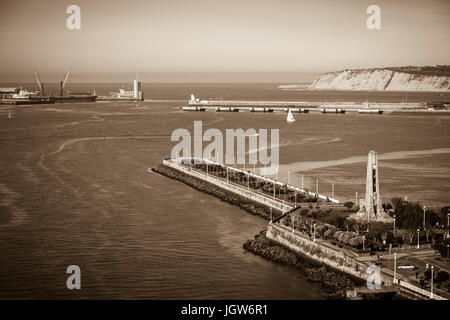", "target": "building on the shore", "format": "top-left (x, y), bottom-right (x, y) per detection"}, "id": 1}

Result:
top-left (112, 78), bottom-right (143, 101)
top-left (0, 87), bottom-right (20, 98)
